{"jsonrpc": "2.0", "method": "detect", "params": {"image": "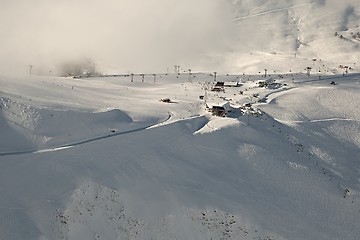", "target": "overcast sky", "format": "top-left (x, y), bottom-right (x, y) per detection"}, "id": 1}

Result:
top-left (0, 0), bottom-right (236, 75)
